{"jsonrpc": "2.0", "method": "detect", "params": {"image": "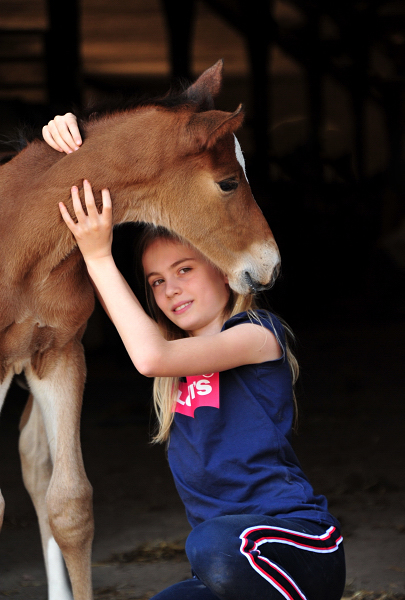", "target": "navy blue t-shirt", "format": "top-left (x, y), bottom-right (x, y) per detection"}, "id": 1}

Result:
top-left (168, 311), bottom-right (339, 530)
